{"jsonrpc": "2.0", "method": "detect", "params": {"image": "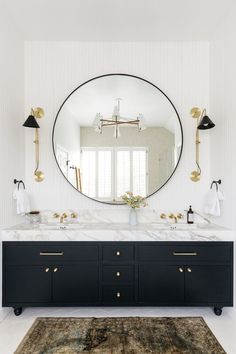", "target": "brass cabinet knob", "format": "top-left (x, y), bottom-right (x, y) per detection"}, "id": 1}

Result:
top-left (178, 267), bottom-right (184, 273)
top-left (45, 268), bottom-right (50, 273)
top-left (116, 272), bottom-right (121, 277)
top-left (116, 251), bottom-right (121, 256)
top-left (53, 267), bottom-right (58, 273)
top-left (187, 267), bottom-right (192, 273)
top-left (116, 292), bottom-right (121, 298)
